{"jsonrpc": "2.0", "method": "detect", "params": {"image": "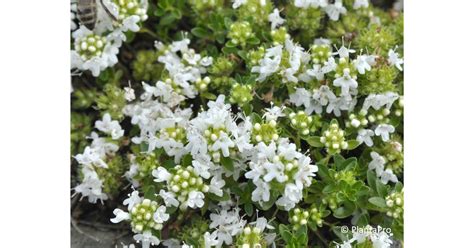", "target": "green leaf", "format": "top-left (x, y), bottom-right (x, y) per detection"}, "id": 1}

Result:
top-left (201, 92), bottom-right (217, 100)
top-left (181, 154), bottom-right (193, 166)
top-left (369, 197), bottom-right (387, 208)
top-left (376, 180), bottom-right (389, 197)
top-left (279, 224), bottom-right (292, 242)
top-left (367, 170), bottom-right (377, 190)
top-left (191, 27), bottom-right (210, 38)
top-left (333, 201), bottom-right (356, 219)
top-left (305, 136), bottom-right (323, 147)
top-left (244, 203), bottom-right (254, 216)
top-left (221, 157), bottom-right (234, 171)
top-left (247, 37), bottom-right (260, 45)
top-left (346, 140), bottom-right (360, 150)
top-left (162, 159), bottom-right (175, 170)
top-left (159, 13), bottom-right (176, 26)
